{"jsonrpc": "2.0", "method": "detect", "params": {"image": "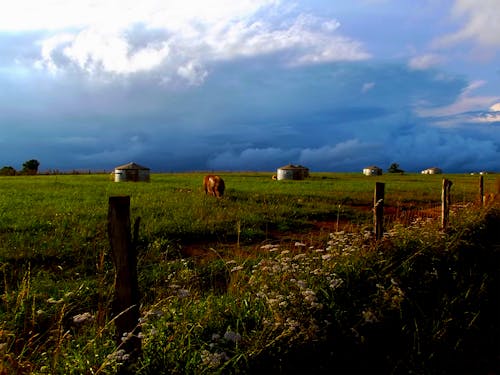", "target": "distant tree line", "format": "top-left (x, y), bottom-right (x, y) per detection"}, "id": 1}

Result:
top-left (0, 159), bottom-right (40, 176)
top-left (0, 160), bottom-right (413, 176)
